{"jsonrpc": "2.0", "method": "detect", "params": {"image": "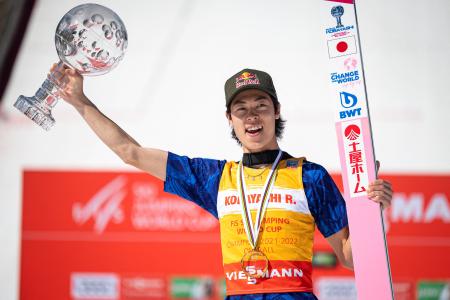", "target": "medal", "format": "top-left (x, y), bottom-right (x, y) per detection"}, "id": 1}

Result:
top-left (237, 150), bottom-right (282, 278)
top-left (240, 249), bottom-right (269, 278)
